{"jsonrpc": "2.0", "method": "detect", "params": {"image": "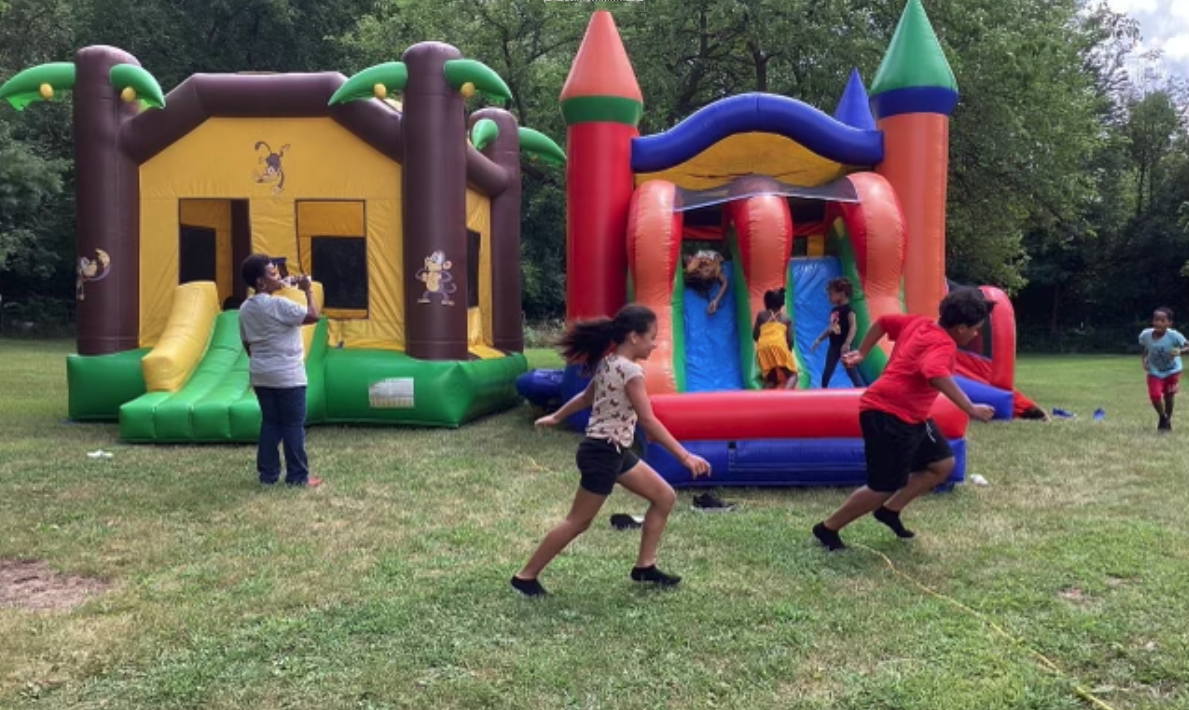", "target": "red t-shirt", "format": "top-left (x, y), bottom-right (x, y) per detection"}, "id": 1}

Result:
top-left (860, 314), bottom-right (956, 423)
